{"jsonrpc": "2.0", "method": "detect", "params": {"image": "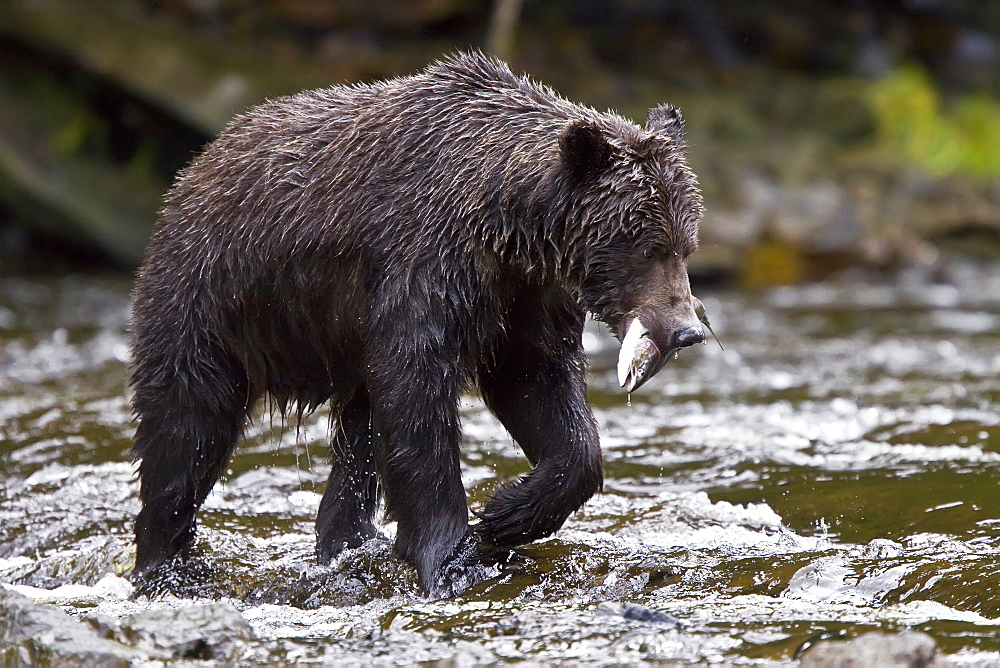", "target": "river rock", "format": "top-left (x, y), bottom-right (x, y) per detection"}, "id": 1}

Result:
top-left (0, 586), bottom-right (139, 667)
top-left (799, 631), bottom-right (950, 667)
top-left (117, 603), bottom-right (254, 662)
